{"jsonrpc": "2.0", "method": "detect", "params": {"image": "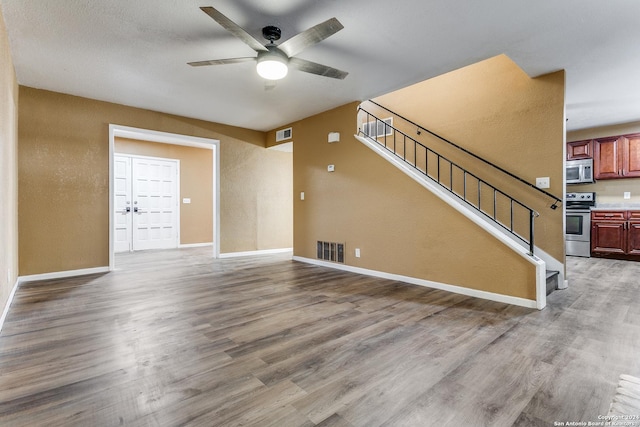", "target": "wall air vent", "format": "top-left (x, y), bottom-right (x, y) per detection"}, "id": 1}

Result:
top-left (361, 117), bottom-right (393, 139)
top-left (276, 127), bottom-right (293, 142)
top-left (317, 241), bottom-right (345, 263)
